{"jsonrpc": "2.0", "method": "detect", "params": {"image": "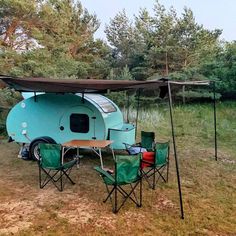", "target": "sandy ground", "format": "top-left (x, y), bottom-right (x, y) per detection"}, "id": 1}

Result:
top-left (0, 141), bottom-right (177, 235)
top-left (0, 140), bottom-right (235, 236)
